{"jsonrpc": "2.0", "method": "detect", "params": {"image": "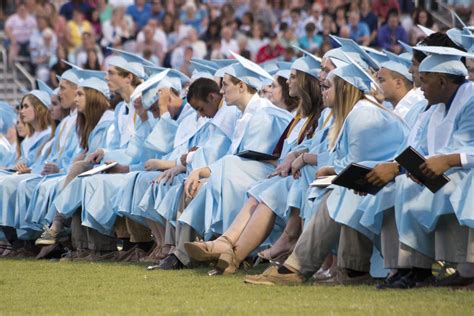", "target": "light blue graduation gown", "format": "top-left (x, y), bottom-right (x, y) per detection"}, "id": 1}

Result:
top-left (178, 95), bottom-right (292, 239)
top-left (395, 82), bottom-right (474, 257)
top-left (450, 165), bottom-right (474, 228)
top-left (152, 105), bottom-right (240, 226)
top-left (358, 97), bottom-right (428, 236)
top-left (52, 110), bottom-right (116, 219)
top-left (311, 99), bottom-right (409, 242)
top-left (0, 136), bottom-right (16, 168)
top-left (0, 128), bottom-right (51, 228)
